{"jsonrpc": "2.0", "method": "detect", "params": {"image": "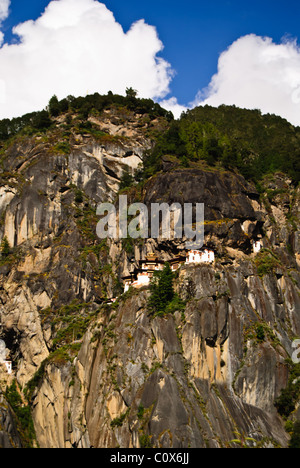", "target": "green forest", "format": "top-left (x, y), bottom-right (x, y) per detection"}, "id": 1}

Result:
top-left (143, 105), bottom-right (300, 183)
top-left (0, 91), bottom-right (299, 184)
top-left (0, 88), bottom-right (172, 142)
